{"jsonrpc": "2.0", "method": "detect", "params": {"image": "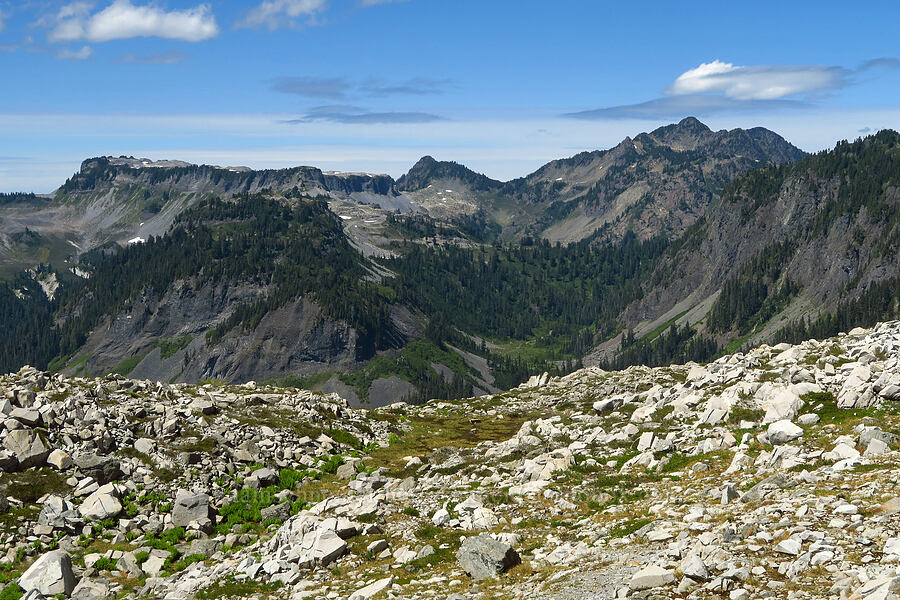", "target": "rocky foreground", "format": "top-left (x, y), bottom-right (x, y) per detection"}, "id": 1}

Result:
top-left (2, 323), bottom-right (900, 600)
